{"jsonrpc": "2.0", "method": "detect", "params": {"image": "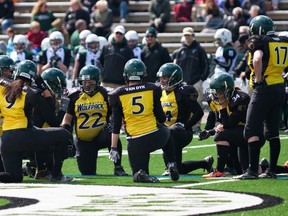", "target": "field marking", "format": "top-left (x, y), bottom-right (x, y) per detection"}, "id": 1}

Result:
top-left (173, 178), bottom-right (236, 188)
top-left (0, 183), bottom-right (264, 216)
